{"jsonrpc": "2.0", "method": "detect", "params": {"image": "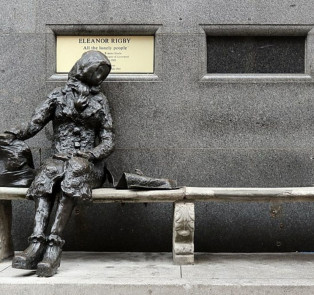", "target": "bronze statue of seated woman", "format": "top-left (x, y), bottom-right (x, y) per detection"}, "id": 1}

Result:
top-left (0, 51), bottom-right (114, 277)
